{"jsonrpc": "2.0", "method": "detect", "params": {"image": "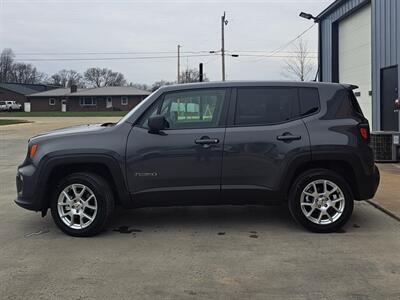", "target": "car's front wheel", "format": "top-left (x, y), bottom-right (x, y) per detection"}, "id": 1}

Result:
top-left (288, 169), bottom-right (354, 233)
top-left (50, 172), bottom-right (114, 237)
